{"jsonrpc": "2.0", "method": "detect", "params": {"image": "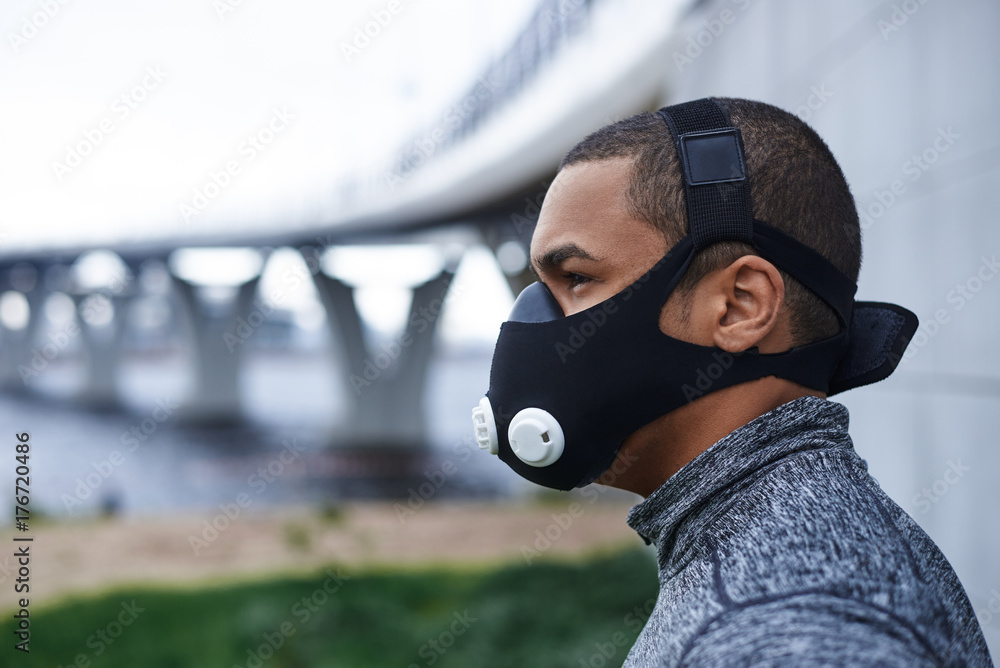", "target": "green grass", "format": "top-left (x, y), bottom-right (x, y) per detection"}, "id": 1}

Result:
top-left (3, 548), bottom-right (658, 667)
